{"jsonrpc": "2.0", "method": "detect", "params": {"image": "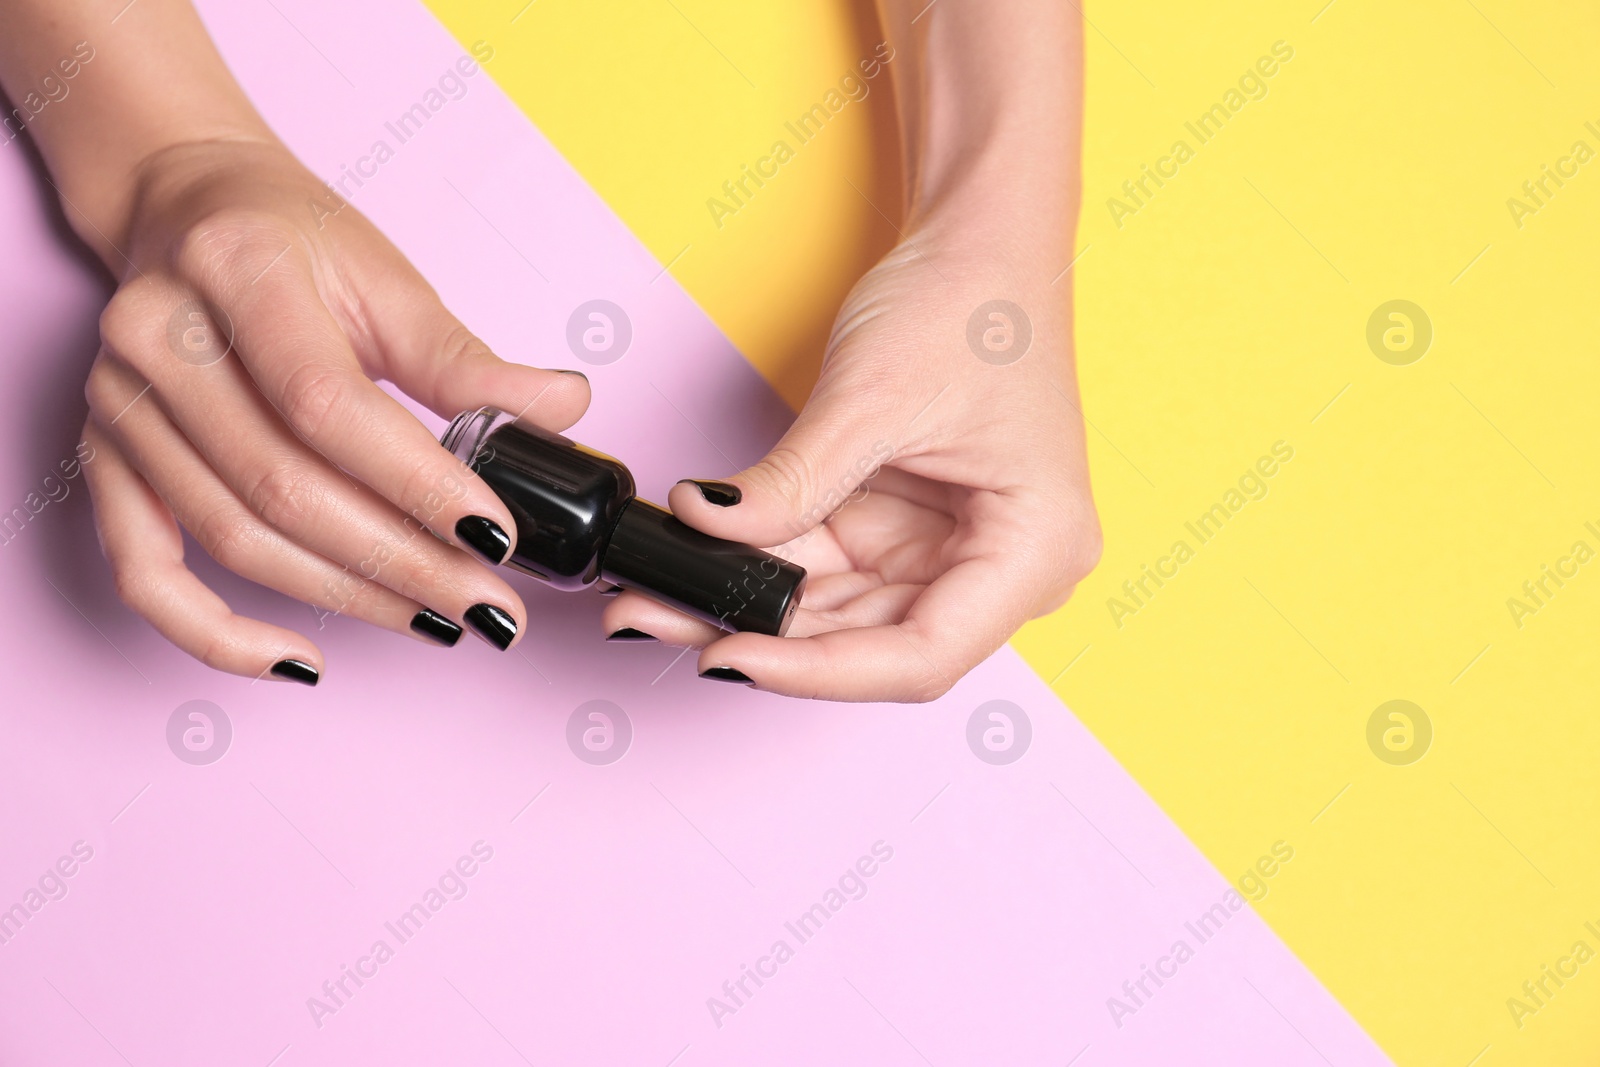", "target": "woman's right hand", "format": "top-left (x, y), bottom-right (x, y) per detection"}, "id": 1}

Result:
top-left (80, 137), bottom-right (590, 684)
